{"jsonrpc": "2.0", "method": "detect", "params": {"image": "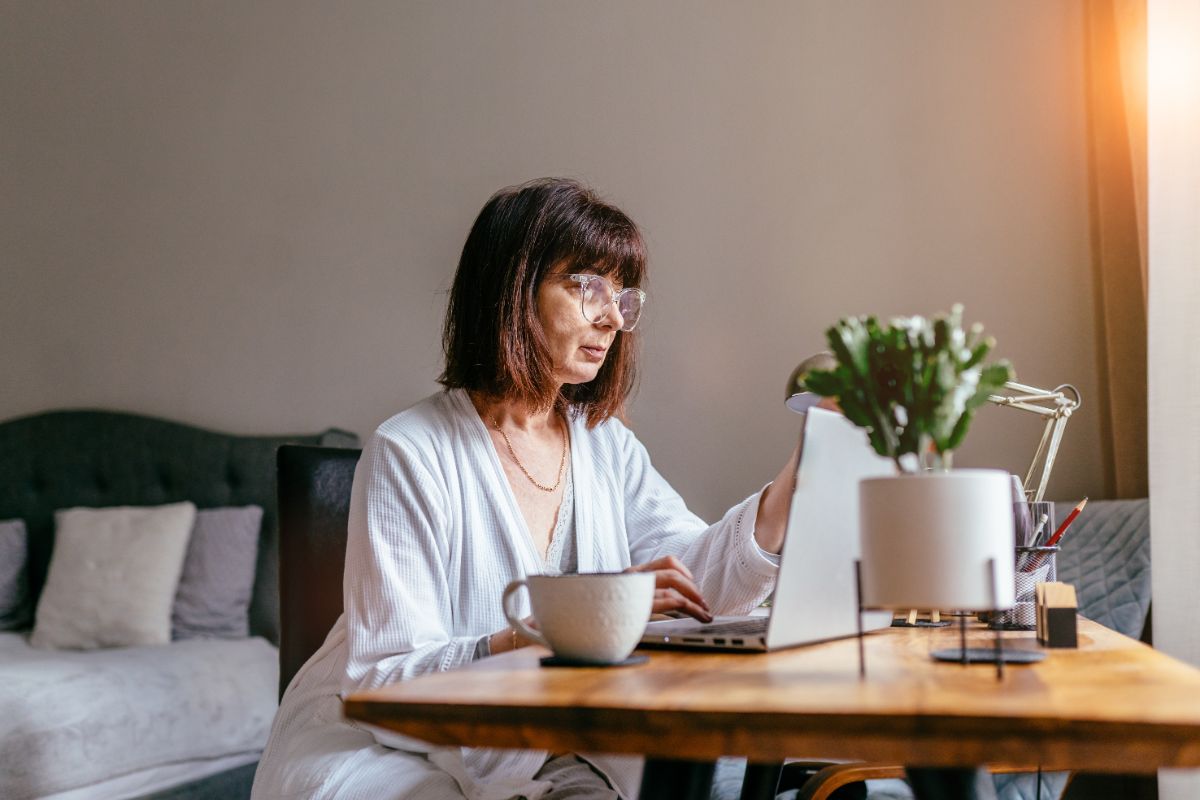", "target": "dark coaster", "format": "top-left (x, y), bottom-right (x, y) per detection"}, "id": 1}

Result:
top-left (539, 654), bottom-right (649, 668)
top-left (931, 647), bottom-right (1045, 664)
